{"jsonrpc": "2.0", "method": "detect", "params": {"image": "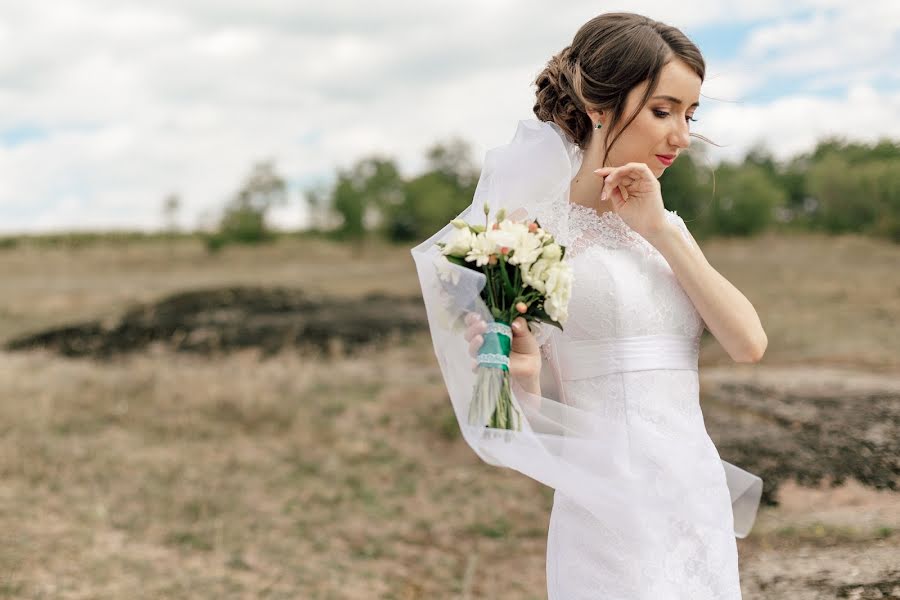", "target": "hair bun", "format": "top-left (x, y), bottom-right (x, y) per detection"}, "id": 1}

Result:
top-left (533, 46), bottom-right (592, 149)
